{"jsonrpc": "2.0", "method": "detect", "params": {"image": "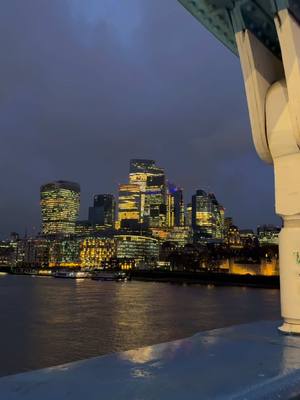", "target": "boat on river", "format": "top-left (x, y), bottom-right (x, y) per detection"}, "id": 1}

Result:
top-left (53, 271), bottom-right (90, 279)
top-left (91, 271), bottom-right (127, 282)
